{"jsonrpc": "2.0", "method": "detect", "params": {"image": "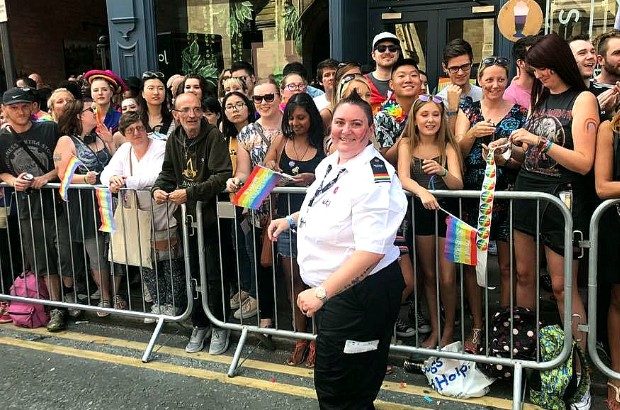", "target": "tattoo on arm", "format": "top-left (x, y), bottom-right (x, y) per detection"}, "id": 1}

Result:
top-left (53, 153), bottom-right (62, 163)
top-left (585, 119), bottom-right (598, 134)
top-left (336, 263), bottom-right (377, 295)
